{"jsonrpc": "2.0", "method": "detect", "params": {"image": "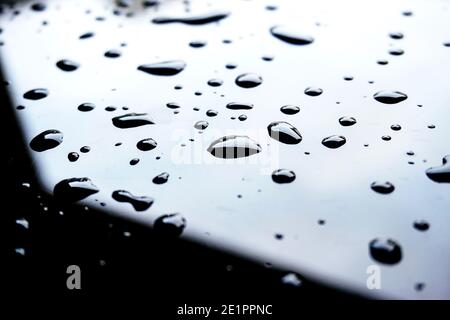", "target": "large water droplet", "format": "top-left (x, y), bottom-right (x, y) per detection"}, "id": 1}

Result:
top-left (226, 102), bottom-right (254, 110)
top-left (153, 172), bottom-right (169, 184)
top-left (369, 238), bottom-right (402, 264)
top-left (112, 113), bottom-right (154, 128)
top-left (53, 177), bottom-right (99, 203)
top-left (152, 11), bottom-right (230, 25)
top-left (153, 213), bottom-right (186, 237)
top-left (235, 73), bottom-right (263, 88)
top-left (373, 90), bottom-right (408, 104)
top-left (267, 121), bottom-right (302, 144)
top-left (30, 130), bottom-right (63, 152)
top-left (23, 88), bottom-right (48, 100)
top-left (56, 59), bottom-right (79, 72)
top-left (270, 26), bottom-right (314, 45)
top-left (208, 135), bottom-right (262, 158)
top-left (137, 60), bottom-right (186, 76)
top-left (112, 190), bottom-right (154, 211)
top-left (280, 105), bottom-right (300, 115)
top-left (321, 135), bottom-right (346, 149)
top-left (137, 138), bottom-right (157, 151)
top-left (272, 169), bottom-right (296, 184)
top-left (371, 181), bottom-right (395, 194)
top-left (426, 156), bottom-right (450, 183)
